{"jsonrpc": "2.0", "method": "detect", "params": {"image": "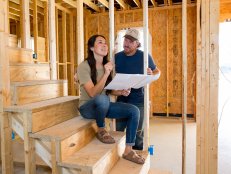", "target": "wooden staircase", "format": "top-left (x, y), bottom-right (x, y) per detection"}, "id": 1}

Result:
top-left (1, 46), bottom-right (152, 174)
